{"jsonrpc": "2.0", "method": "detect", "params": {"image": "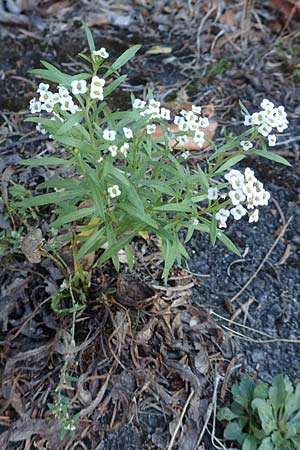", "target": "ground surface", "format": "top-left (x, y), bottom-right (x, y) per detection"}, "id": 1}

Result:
top-left (0, 1), bottom-right (300, 449)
